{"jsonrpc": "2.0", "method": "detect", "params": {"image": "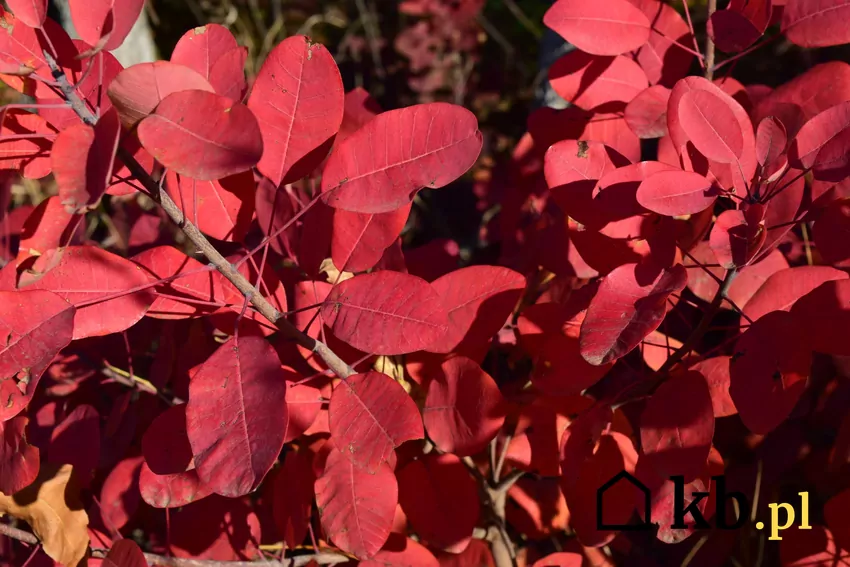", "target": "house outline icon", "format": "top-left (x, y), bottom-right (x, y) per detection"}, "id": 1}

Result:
top-left (596, 470), bottom-right (654, 531)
